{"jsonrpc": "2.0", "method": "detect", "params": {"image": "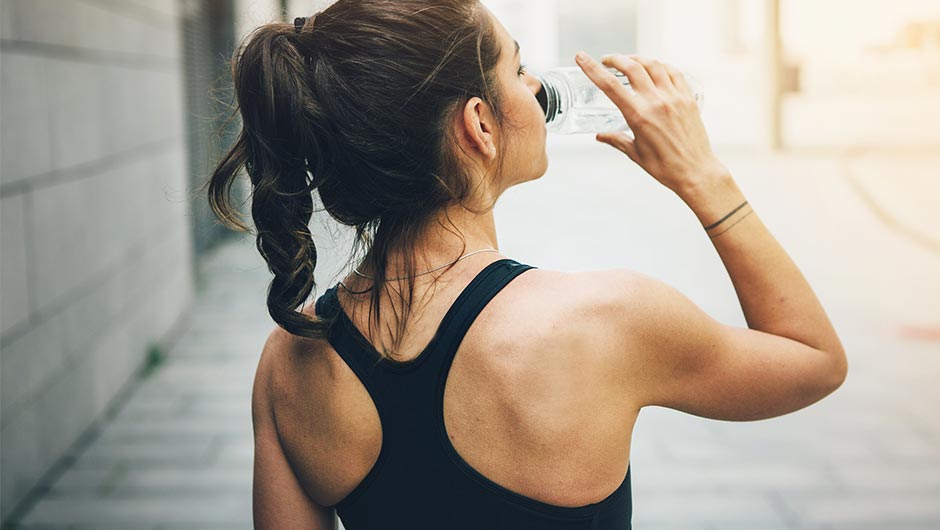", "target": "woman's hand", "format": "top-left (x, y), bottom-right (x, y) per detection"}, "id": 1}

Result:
top-left (575, 52), bottom-right (729, 196)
